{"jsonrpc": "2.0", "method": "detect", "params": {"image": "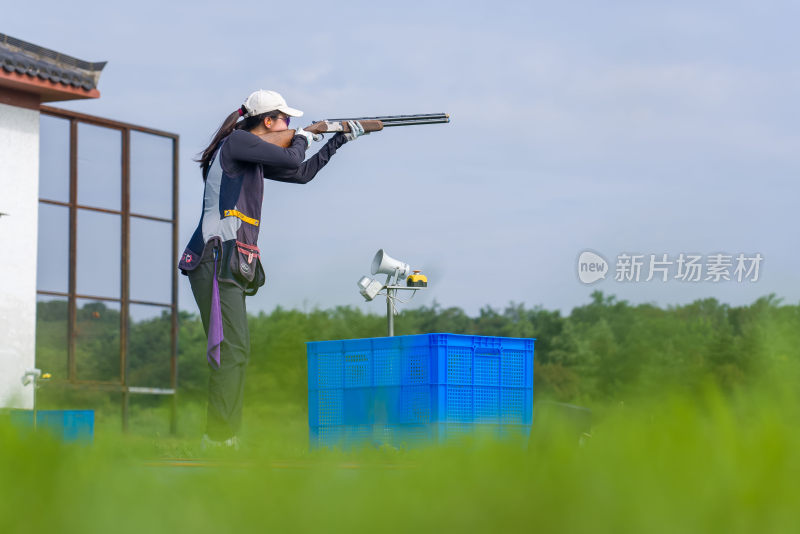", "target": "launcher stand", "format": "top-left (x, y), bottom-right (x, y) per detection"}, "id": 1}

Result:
top-left (383, 285), bottom-right (423, 336)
